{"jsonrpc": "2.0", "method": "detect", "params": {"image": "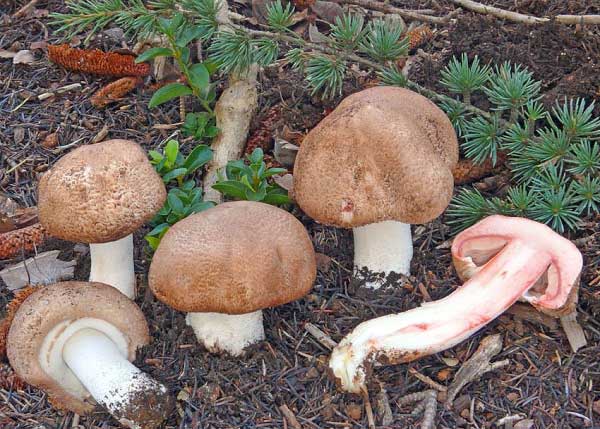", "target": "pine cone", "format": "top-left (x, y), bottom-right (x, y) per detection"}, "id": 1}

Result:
top-left (0, 286), bottom-right (37, 359)
top-left (407, 26), bottom-right (434, 51)
top-left (48, 44), bottom-right (150, 77)
top-left (0, 223), bottom-right (46, 260)
top-left (91, 76), bottom-right (142, 108)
